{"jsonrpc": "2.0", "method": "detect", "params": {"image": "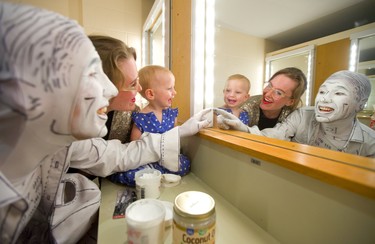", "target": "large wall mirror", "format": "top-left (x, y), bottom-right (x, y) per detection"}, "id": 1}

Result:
top-left (189, 0), bottom-right (375, 166)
